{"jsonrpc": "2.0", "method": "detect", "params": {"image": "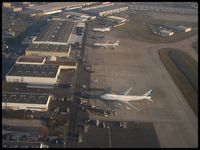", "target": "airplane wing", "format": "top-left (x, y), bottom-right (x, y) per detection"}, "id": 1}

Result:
top-left (105, 40), bottom-right (110, 44)
top-left (104, 87), bottom-right (111, 94)
top-left (117, 100), bottom-right (139, 111)
top-left (124, 87), bottom-right (133, 95)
